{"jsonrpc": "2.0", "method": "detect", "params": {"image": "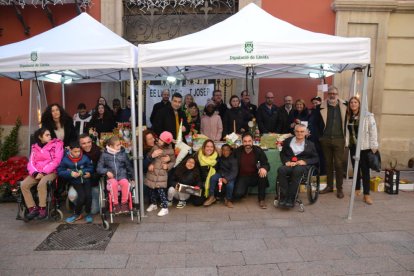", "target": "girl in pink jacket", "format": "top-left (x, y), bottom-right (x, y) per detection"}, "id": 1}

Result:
top-left (21, 127), bottom-right (64, 220)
